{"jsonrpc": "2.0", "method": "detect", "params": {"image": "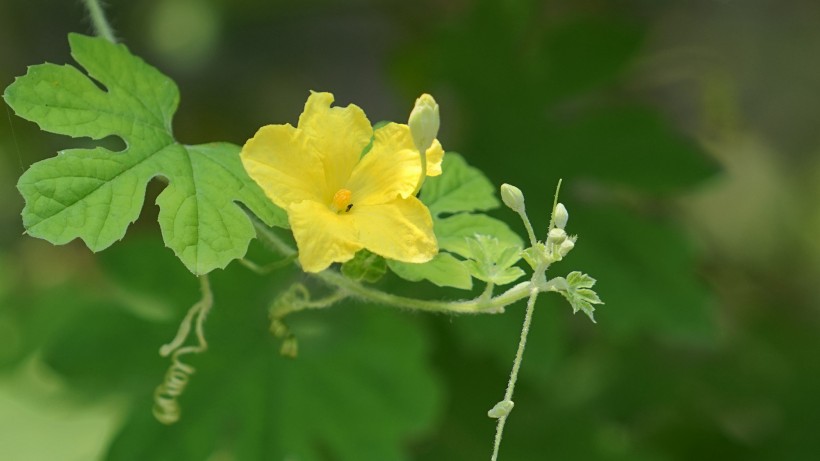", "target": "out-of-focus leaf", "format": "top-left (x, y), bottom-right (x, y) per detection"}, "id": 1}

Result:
top-left (104, 297), bottom-right (441, 461)
top-left (539, 16), bottom-right (644, 103)
top-left (545, 107), bottom-right (718, 194)
top-left (571, 205), bottom-right (715, 341)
